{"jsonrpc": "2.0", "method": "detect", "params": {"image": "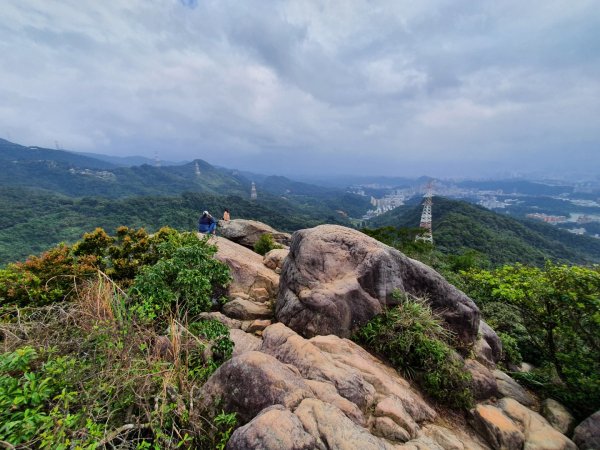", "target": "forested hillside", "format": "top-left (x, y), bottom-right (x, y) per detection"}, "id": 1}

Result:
top-left (0, 187), bottom-right (355, 264)
top-left (368, 197), bottom-right (600, 265)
